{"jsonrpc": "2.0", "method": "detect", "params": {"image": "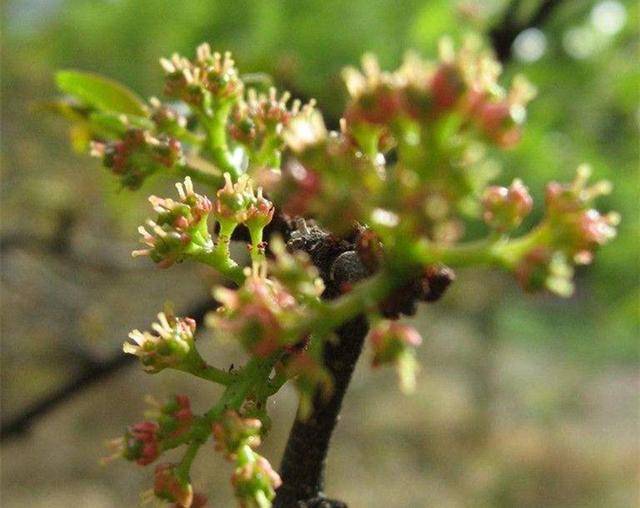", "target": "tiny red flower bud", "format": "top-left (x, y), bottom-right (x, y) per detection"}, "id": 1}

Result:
top-left (482, 179), bottom-right (533, 232)
top-left (154, 463), bottom-right (194, 508)
top-left (212, 411), bottom-right (262, 459)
